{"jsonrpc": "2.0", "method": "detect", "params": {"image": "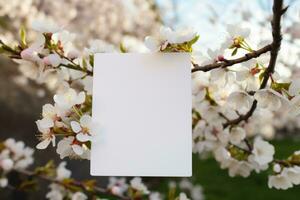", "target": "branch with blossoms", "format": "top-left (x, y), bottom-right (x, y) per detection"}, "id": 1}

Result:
top-left (191, 44), bottom-right (272, 73)
top-left (0, 138), bottom-right (201, 200)
top-left (1, 0), bottom-right (300, 192)
top-left (223, 1), bottom-right (288, 128)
